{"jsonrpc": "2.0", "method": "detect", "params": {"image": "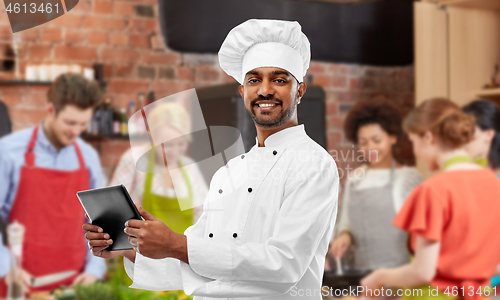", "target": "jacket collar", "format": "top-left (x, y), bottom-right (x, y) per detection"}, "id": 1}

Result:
top-left (253, 124), bottom-right (306, 149)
